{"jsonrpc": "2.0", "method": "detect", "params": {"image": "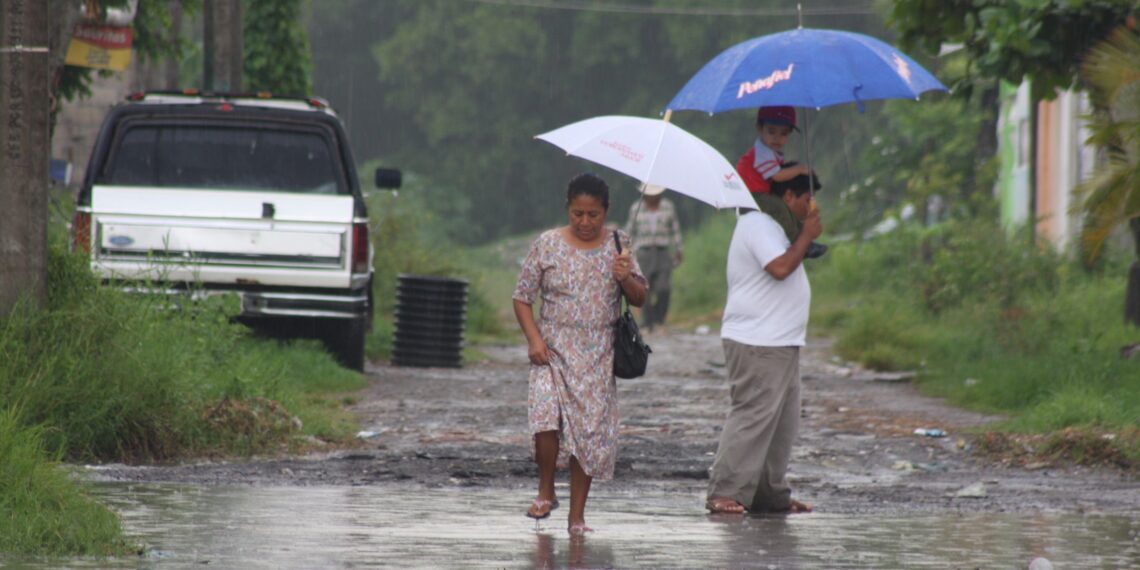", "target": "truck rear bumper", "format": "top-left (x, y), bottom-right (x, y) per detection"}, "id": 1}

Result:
top-left (117, 285), bottom-right (369, 320)
top-left (240, 290), bottom-right (367, 319)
